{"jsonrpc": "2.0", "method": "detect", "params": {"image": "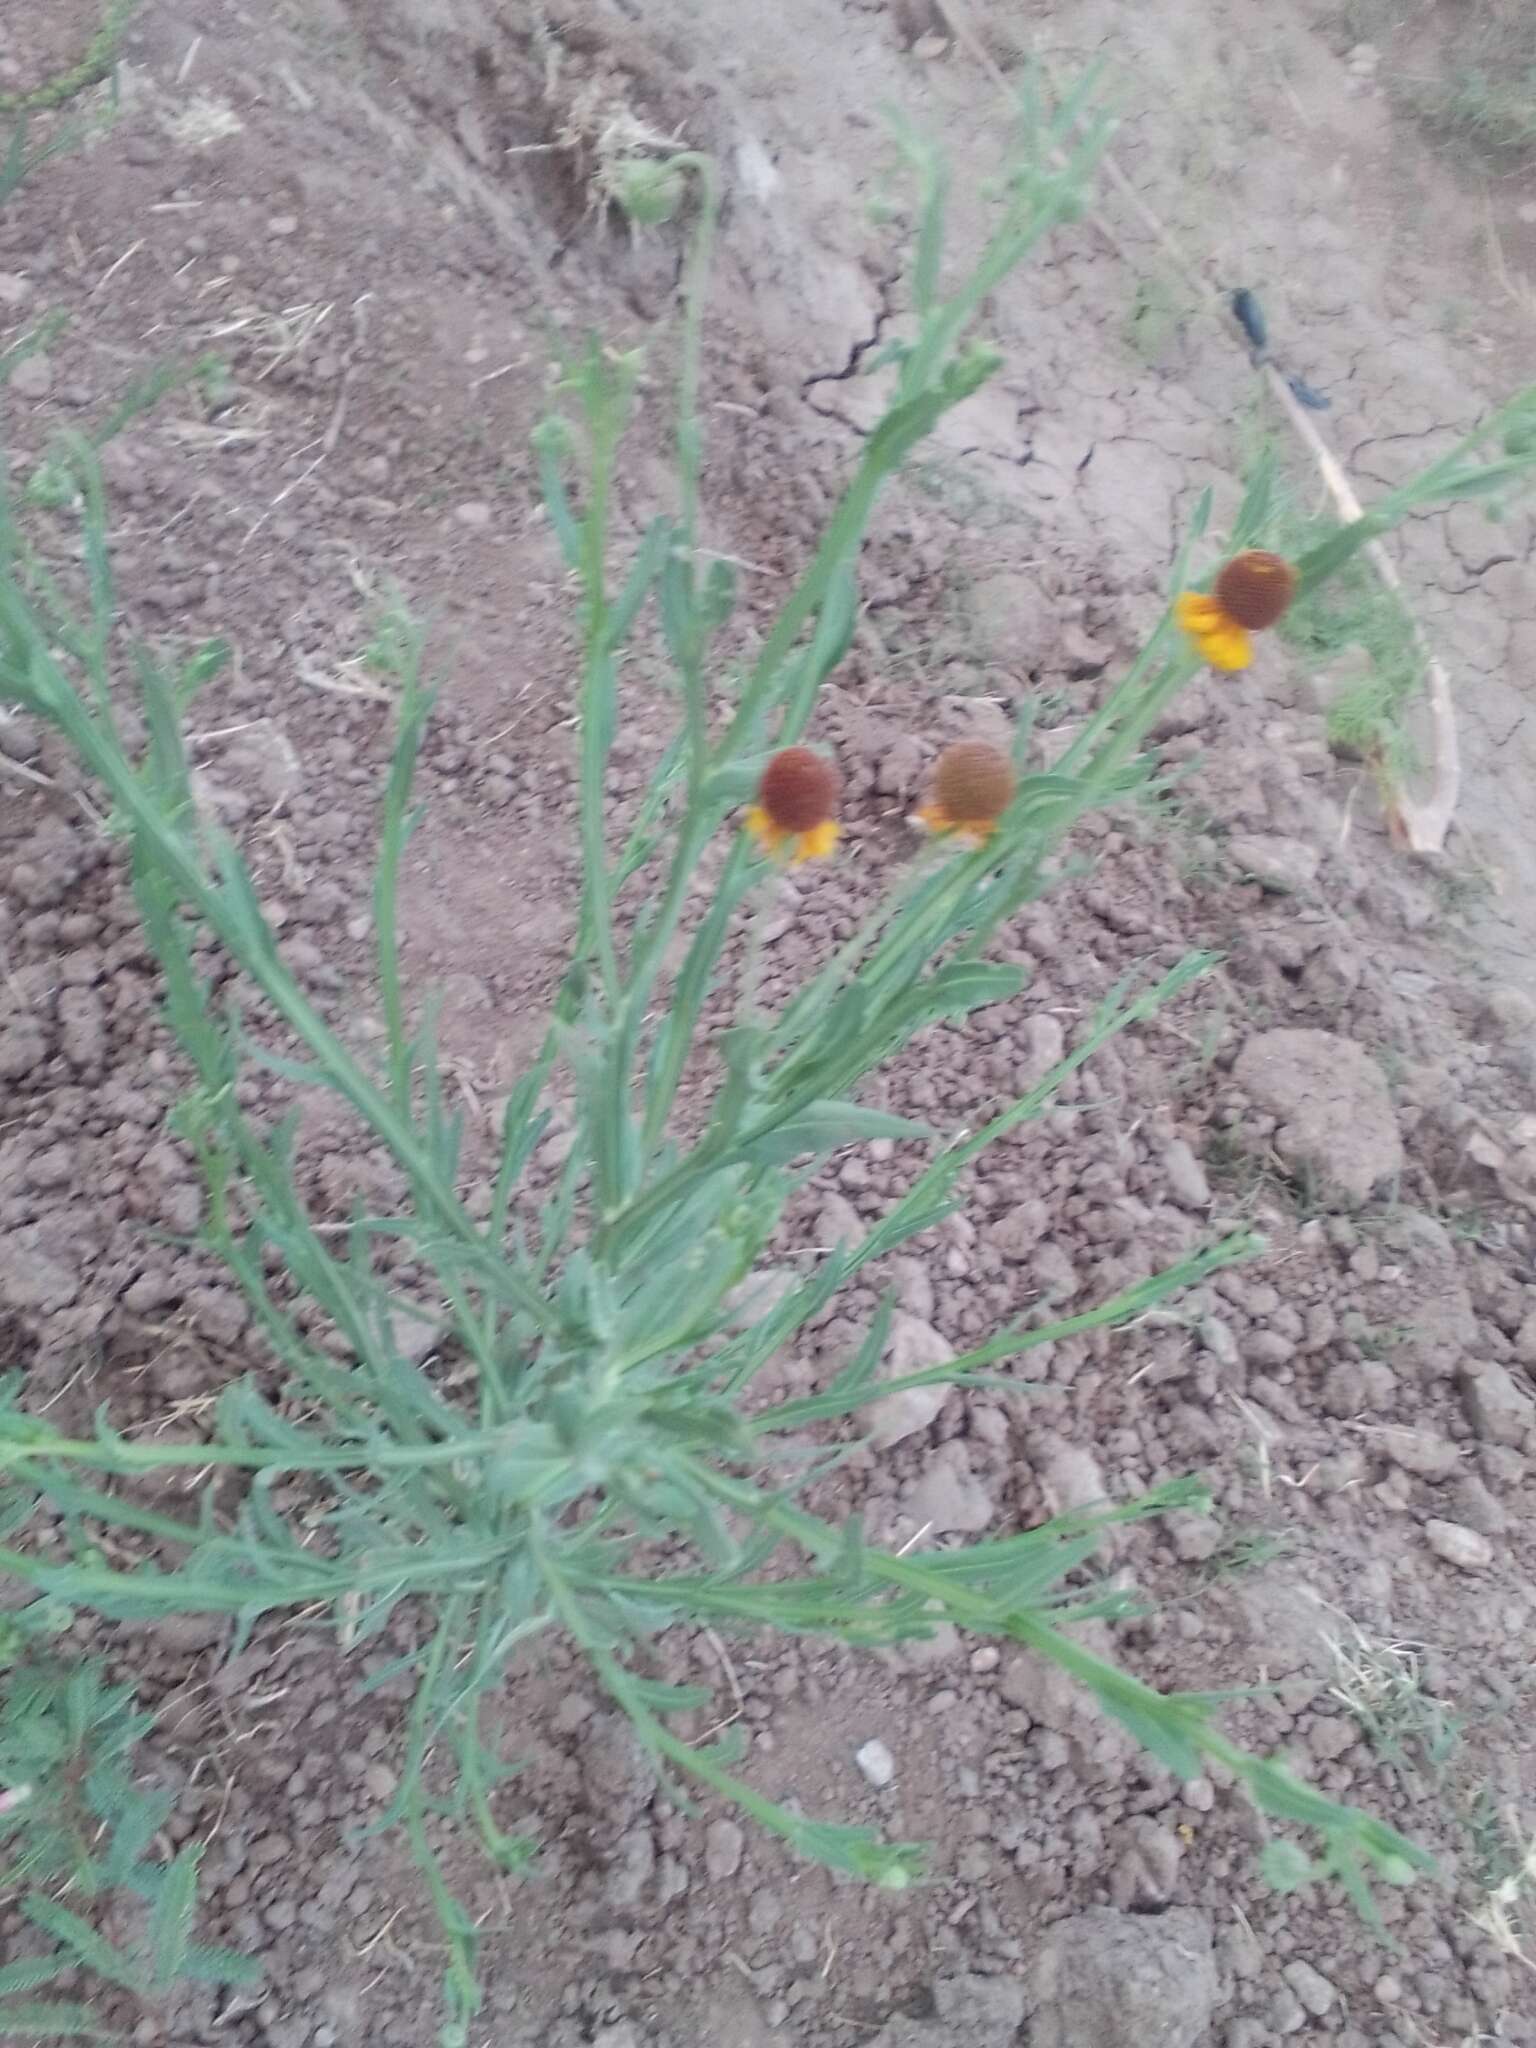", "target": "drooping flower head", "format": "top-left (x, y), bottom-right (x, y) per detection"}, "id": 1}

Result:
top-left (1176, 549), bottom-right (1298, 672)
top-left (915, 739), bottom-right (1016, 848)
top-left (746, 746), bottom-right (840, 864)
